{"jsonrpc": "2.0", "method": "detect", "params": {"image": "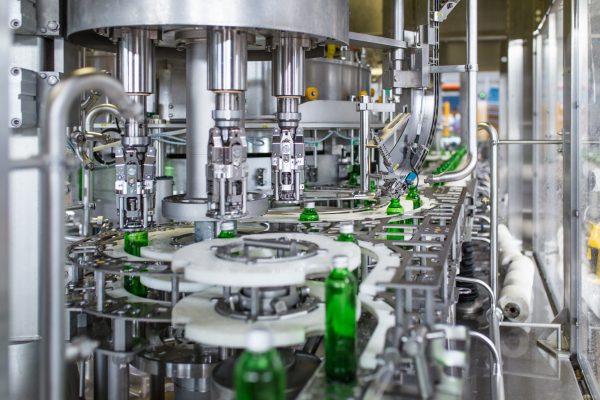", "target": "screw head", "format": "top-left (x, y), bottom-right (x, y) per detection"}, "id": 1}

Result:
top-left (47, 75), bottom-right (59, 86)
top-left (47, 20), bottom-right (59, 31)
